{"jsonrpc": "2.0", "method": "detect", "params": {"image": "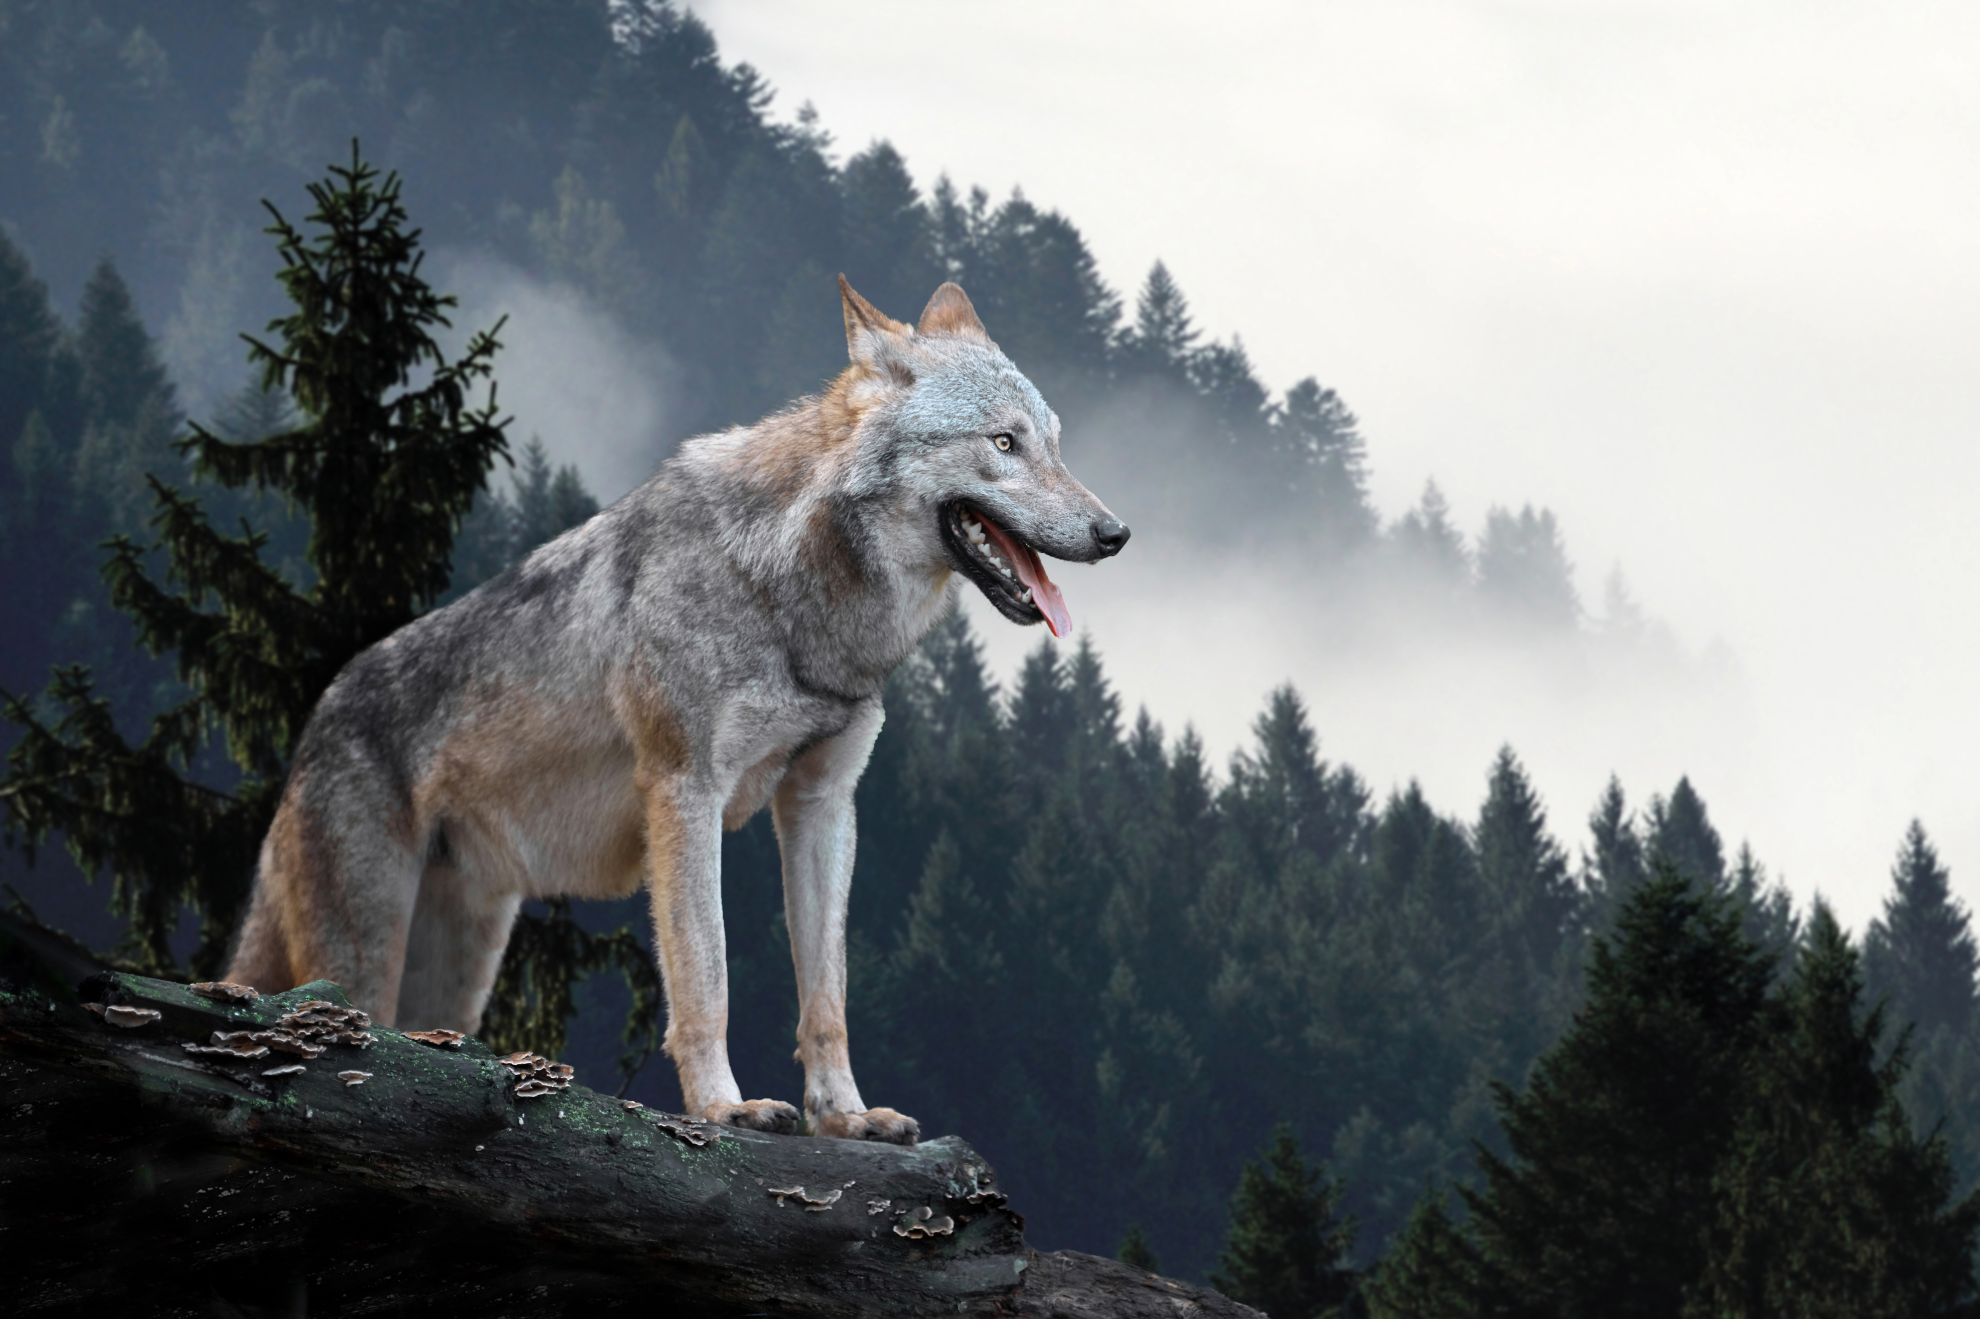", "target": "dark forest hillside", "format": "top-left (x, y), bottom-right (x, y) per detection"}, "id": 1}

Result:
top-left (6, 2), bottom-right (1980, 1303)
top-left (0, 0), bottom-right (1583, 602)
